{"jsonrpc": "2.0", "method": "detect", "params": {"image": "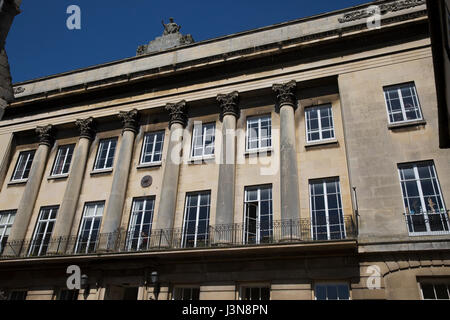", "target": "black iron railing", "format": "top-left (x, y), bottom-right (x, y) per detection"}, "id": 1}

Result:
top-left (0, 216), bottom-right (356, 259)
top-left (405, 210), bottom-right (450, 235)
